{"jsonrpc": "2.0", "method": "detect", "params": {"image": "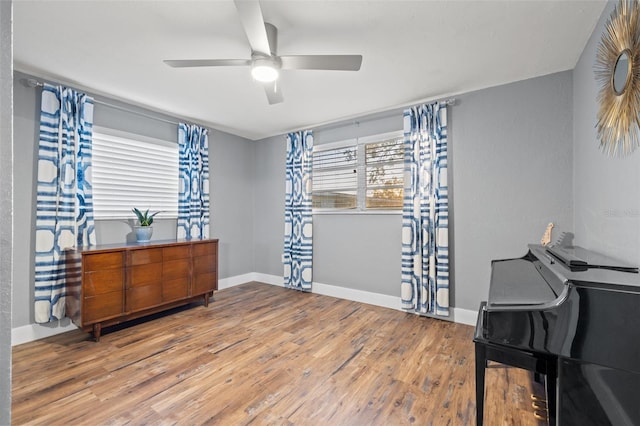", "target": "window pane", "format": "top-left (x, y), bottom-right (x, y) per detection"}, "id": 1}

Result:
top-left (365, 139), bottom-right (404, 164)
top-left (365, 188), bottom-right (403, 209)
top-left (92, 130), bottom-right (179, 219)
top-left (365, 137), bottom-right (404, 209)
top-left (313, 191), bottom-right (357, 209)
